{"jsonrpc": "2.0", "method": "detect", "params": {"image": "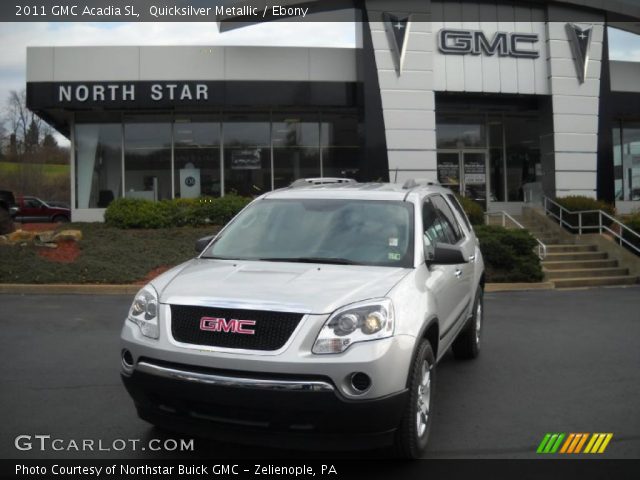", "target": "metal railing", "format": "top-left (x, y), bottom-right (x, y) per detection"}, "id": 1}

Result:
top-left (543, 196), bottom-right (640, 256)
top-left (484, 211), bottom-right (547, 260)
